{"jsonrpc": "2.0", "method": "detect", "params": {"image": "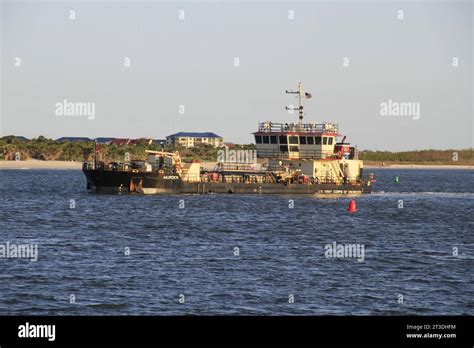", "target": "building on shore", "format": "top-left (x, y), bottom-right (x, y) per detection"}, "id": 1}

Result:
top-left (56, 137), bottom-right (92, 143)
top-left (53, 137), bottom-right (164, 146)
top-left (109, 138), bottom-right (130, 145)
top-left (95, 137), bottom-right (116, 144)
top-left (166, 132), bottom-right (223, 148)
top-left (128, 138), bottom-right (154, 146)
top-left (1, 135), bottom-right (30, 143)
top-left (223, 142), bottom-right (236, 149)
